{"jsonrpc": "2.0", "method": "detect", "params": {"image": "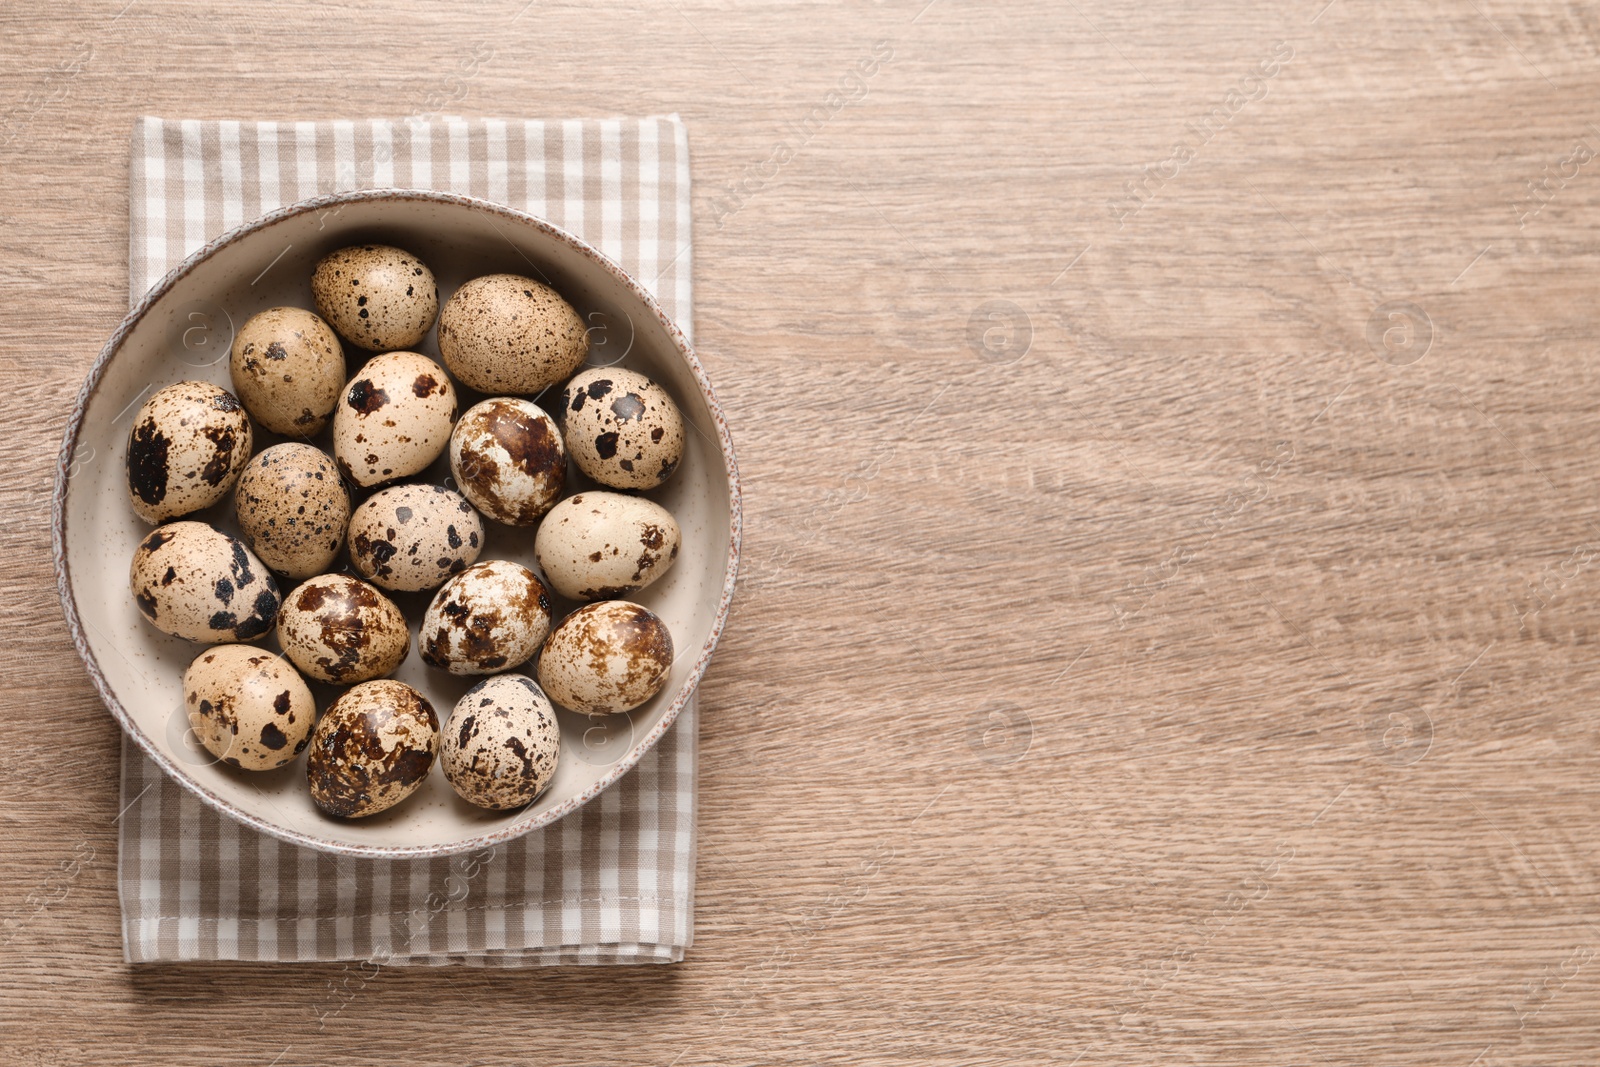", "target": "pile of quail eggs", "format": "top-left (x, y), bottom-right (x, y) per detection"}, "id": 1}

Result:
top-left (126, 244), bottom-right (686, 819)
